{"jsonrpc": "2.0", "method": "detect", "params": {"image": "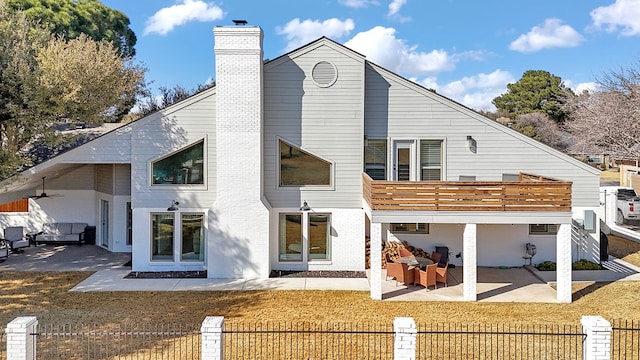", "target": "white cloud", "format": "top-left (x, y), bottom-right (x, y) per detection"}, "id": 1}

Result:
top-left (430, 70), bottom-right (514, 111)
top-left (345, 26), bottom-right (454, 76)
top-left (565, 80), bottom-right (599, 94)
top-left (277, 18), bottom-right (355, 51)
top-left (338, 0), bottom-right (379, 8)
top-left (509, 19), bottom-right (585, 53)
top-left (387, 0), bottom-right (410, 22)
top-left (590, 0), bottom-right (640, 36)
top-left (144, 0), bottom-right (224, 36)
